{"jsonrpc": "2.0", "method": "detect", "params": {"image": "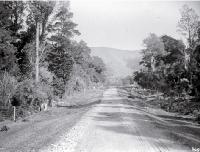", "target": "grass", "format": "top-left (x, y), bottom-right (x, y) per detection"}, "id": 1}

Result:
top-left (0, 88), bottom-right (104, 152)
top-left (60, 89), bottom-right (104, 107)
